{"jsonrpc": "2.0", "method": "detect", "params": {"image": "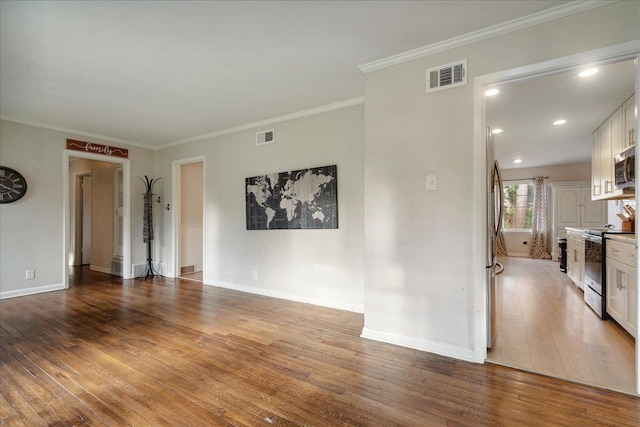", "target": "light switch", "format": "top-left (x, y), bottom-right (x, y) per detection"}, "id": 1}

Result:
top-left (426, 174), bottom-right (437, 191)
